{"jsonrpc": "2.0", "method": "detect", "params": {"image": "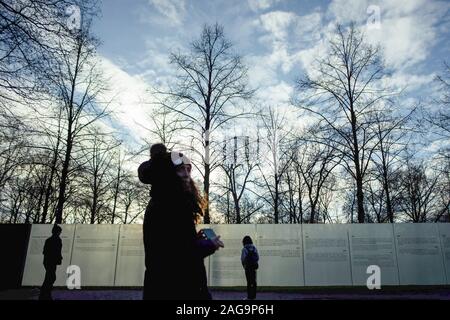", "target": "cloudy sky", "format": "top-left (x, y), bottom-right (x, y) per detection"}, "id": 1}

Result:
top-left (91, 0), bottom-right (450, 154)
